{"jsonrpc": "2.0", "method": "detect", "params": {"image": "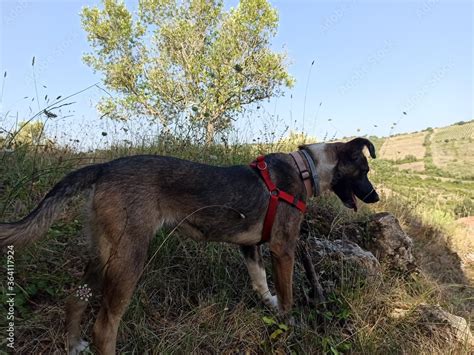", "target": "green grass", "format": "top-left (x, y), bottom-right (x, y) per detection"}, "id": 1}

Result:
top-left (373, 121), bottom-right (474, 227)
top-left (377, 120), bottom-right (474, 181)
top-left (431, 121), bottom-right (474, 180)
top-left (371, 159), bottom-right (474, 222)
top-left (1, 132), bottom-right (473, 354)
